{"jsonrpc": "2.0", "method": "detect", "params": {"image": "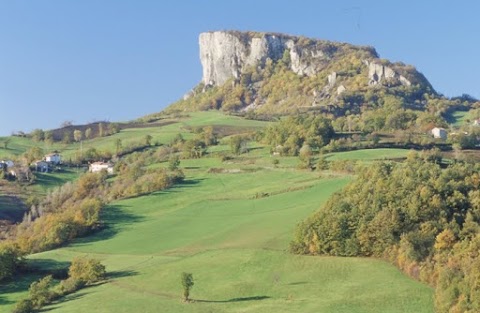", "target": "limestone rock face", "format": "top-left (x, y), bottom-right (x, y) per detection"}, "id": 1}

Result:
top-left (199, 31), bottom-right (346, 86)
top-left (366, 61), bottom-right (411, 86)
top-left (327, 72), bottom-right (337, 87)
top-left (199, 32), bottom-right (247, 86)
top-left (198, 30), bottom-right (426, 97)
